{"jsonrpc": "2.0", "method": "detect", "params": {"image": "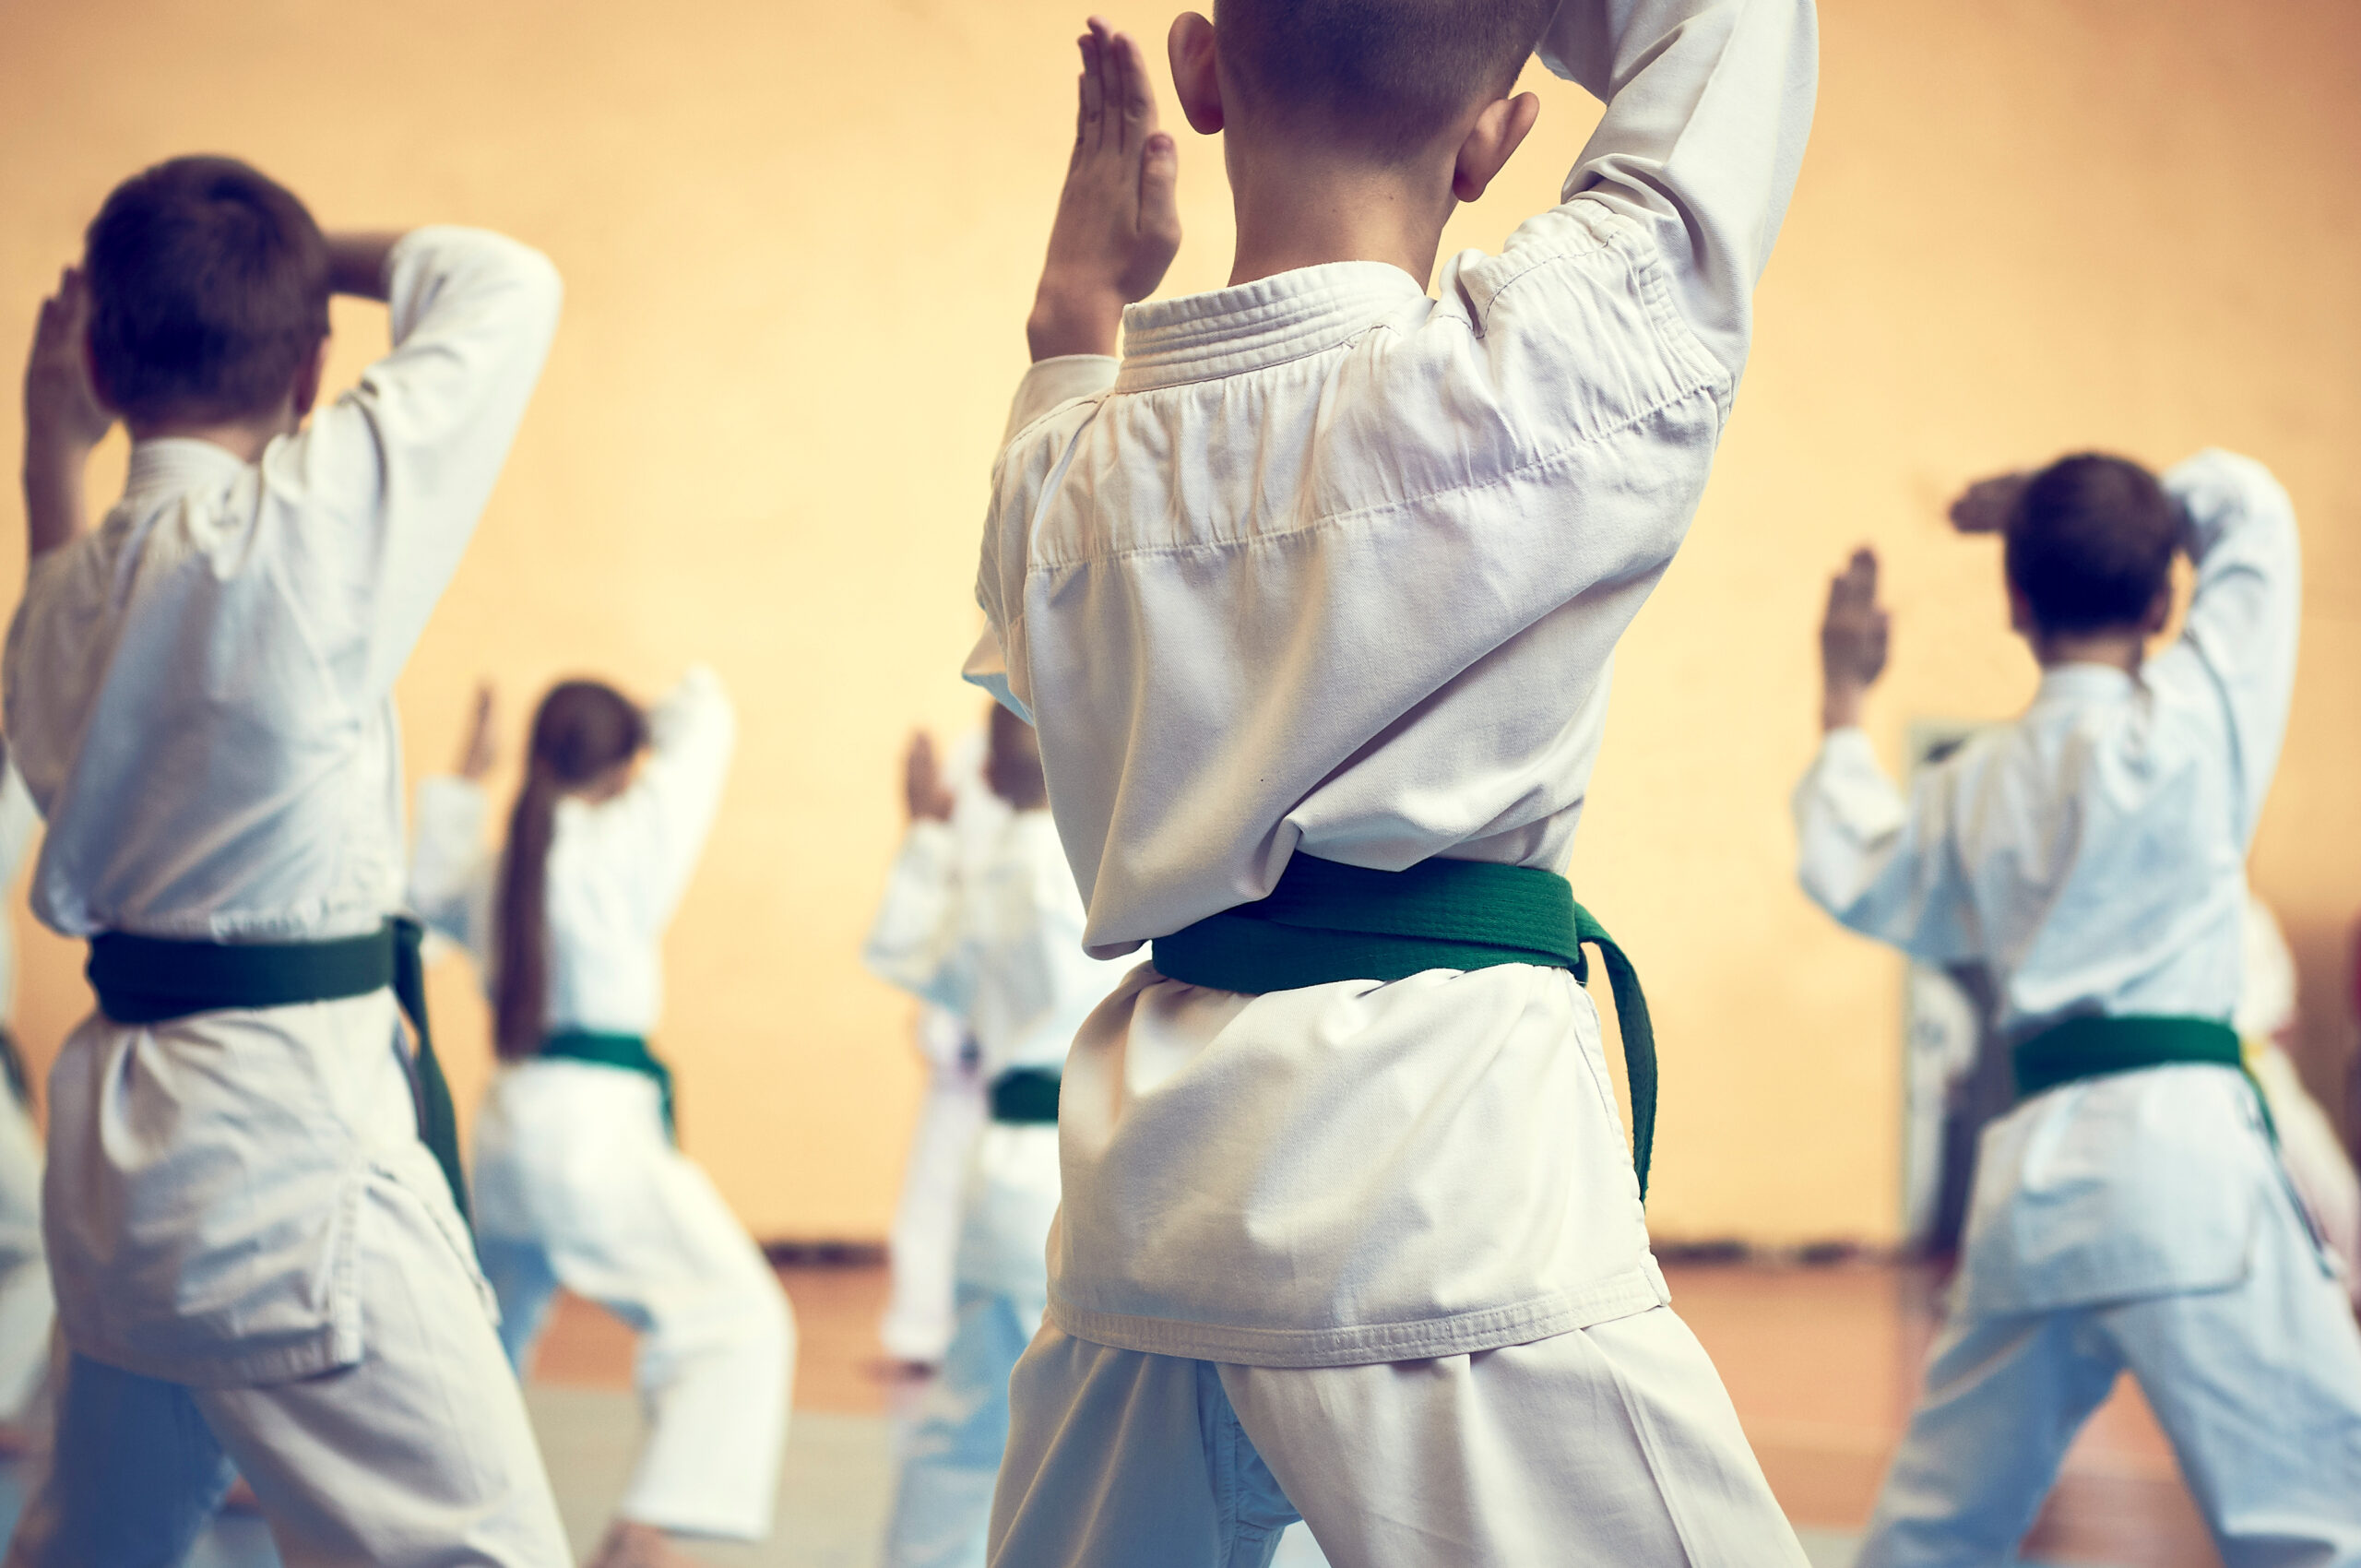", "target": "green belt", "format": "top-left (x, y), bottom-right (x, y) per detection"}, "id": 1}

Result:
top-left (1151, 854), bottom-right (1658, 1199)
top-left (86, 918), bottom-right (470, 1229)
top-left (2012, 1014), bottom-right (2276, 1143)
top-left (541, 1030), bottom-right (676, 1141)
top-left (990, 1067), bottom-right (1062, 1124)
